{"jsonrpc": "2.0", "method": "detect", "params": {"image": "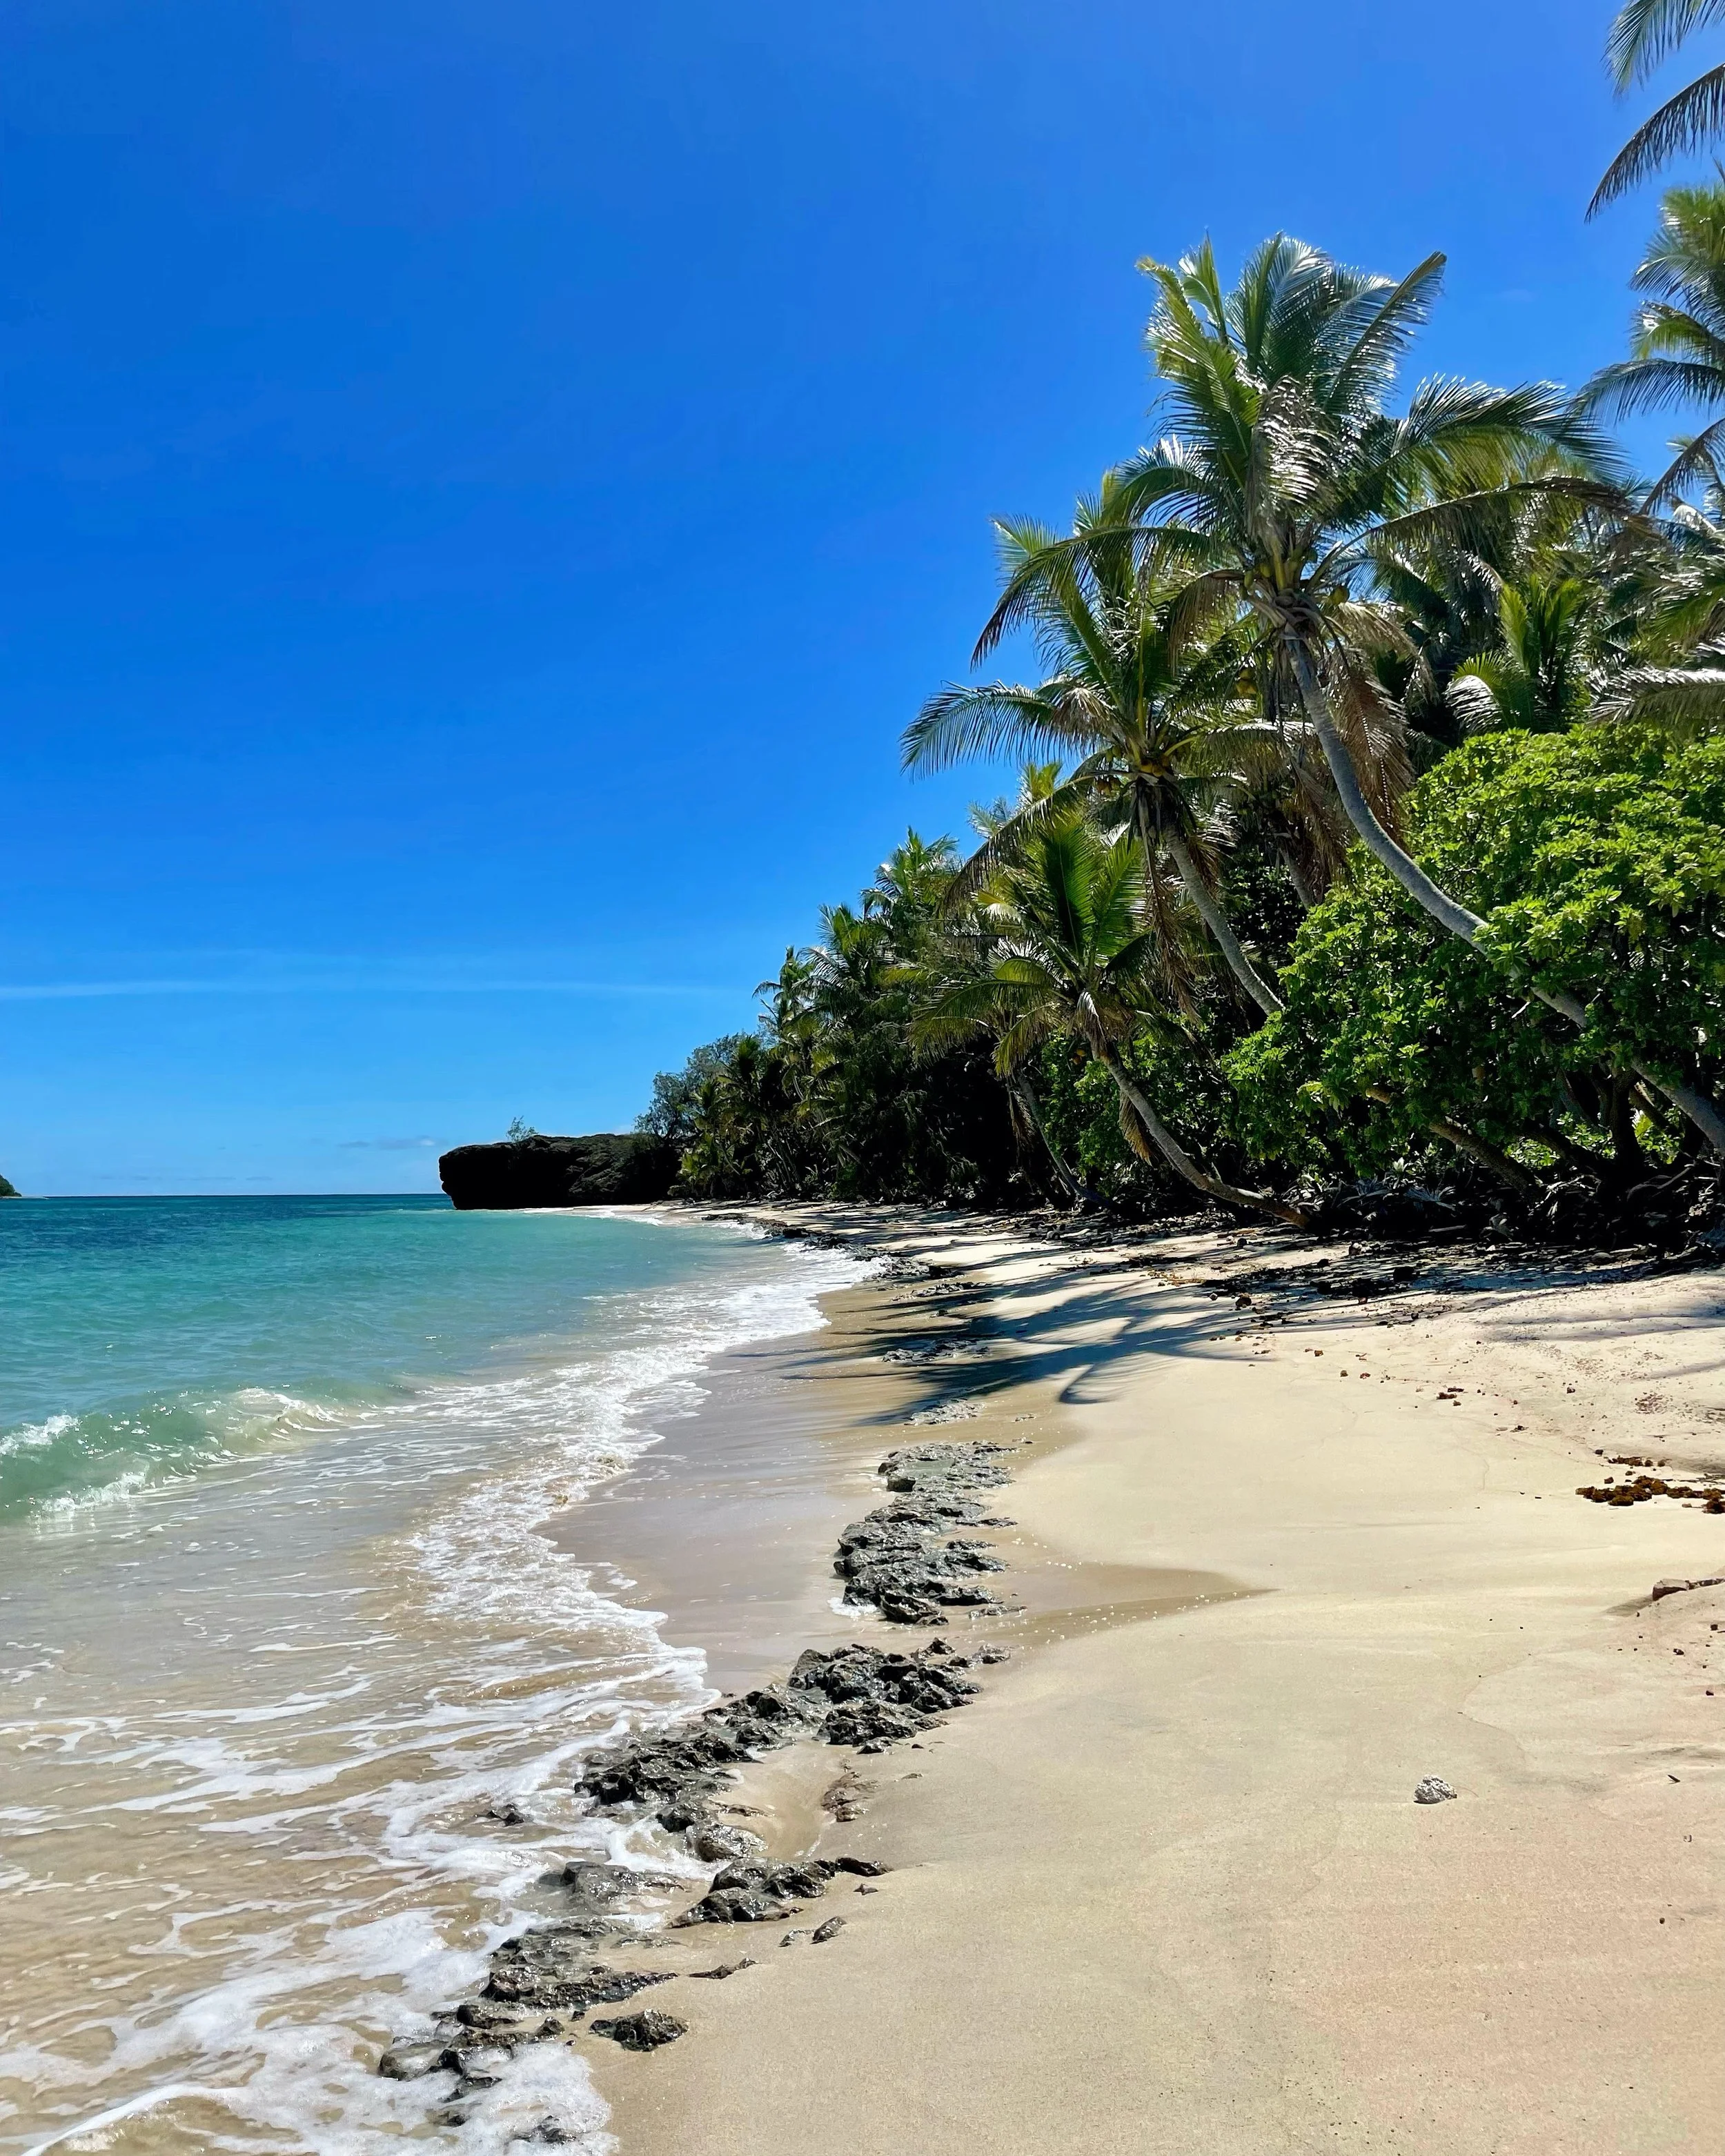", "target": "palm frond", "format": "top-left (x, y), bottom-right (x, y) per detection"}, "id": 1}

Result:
top-left (1592, 64), bottom-right (1725, 212)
